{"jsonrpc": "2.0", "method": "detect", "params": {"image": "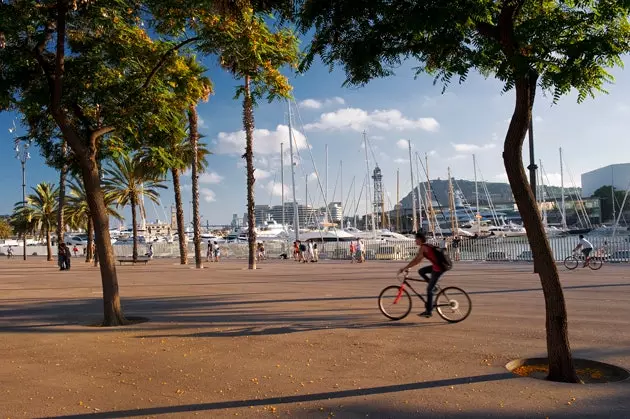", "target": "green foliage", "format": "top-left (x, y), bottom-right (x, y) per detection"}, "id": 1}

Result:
top-left (0, 0), bottom-right (212, 161)
top-left (197, 8), bottom-right (301, 104)
top-left (0, 218), bottom-right (13, 239)
top-left (102, 153), bottom-right (167, 214)
top-left (11, 182), bottom-right (59, 238)
top-left (299, 0), bottom-right (630, 102)
top-left (65, 176), bottom-right (123, 231)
